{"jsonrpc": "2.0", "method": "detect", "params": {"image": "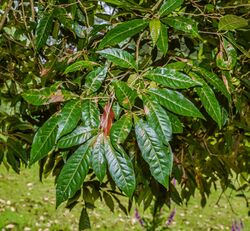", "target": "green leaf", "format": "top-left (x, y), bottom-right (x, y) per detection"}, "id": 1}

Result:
top-left (57, 126), bottom-right (95, 149)
top-left (149, 88), bottom-right (204, 118)
top-left (218, 15), bottom-right (248, 31)
top-left (103, 191), bottom-right (114, 212)
top-left (190, 72), bottom-right (223, 128)
top-left (56, 139), bottom-right (92, 207)
top-left (85, 66), bottom-right (108, 93)
top-left (110, 113), bottom-right (133, 145)
top-left (114, 81), bottom-right (137, 109)
top-left (216, 38), bottom-right (237, 70)
top-left (81, 100), bottom-right (100, 128)
top-left (104, 137), bottom-right (136, 197)
top-left (30, 115), bottom-right (59, 165)
top-left (97, 48), bottom-right (137, 70)
top-left (98, 19), bottom-right (148, 49)
top-left (143, 95), bottom-right (172, 143)
top-left (35, 12), bottom-right (53, 51)
top-left (144, 67), bottom-right (201, 89)
top-left (197, 67), bottom-right (231, 101)
top-left (64, 61), bottom-right (98, 74)
top-left (57, 100), bottom-right (82, 139)
top-left (157, 24), bottom-right (168, 55)
top-left (91, 133), bottom-right (107, 182)
top-left (149, 19), bottom-right (161, 47)
top-left (135, 120), bottom-right (173, 187)
top-left (167, 112), bottom-right (183, 133)
top-left (79, 207), bottom-right (91, 230)
top-left (7, 137), bottom-right (27, 163)
top-left (159, 0), bottom-right (184, 17)
top-left (163, 16), bottom-right (199, 38)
